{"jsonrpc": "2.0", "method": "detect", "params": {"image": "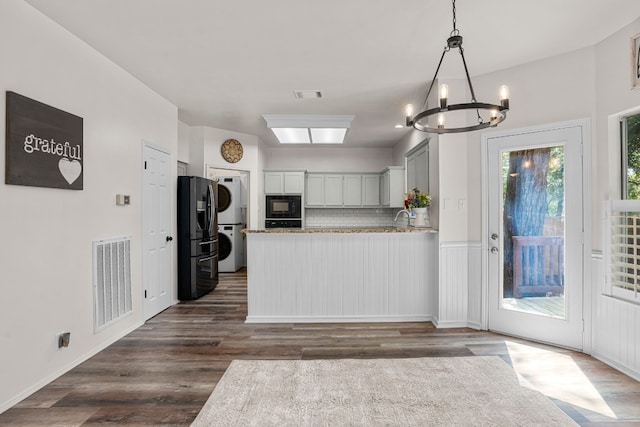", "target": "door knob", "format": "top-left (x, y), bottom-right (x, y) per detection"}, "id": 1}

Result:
top-left (166, 236), bottom-right (173, 242)
top-left (490, 247), bottom-right (499, 254)
top-left (491, 233), bottom-right (499, 240)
